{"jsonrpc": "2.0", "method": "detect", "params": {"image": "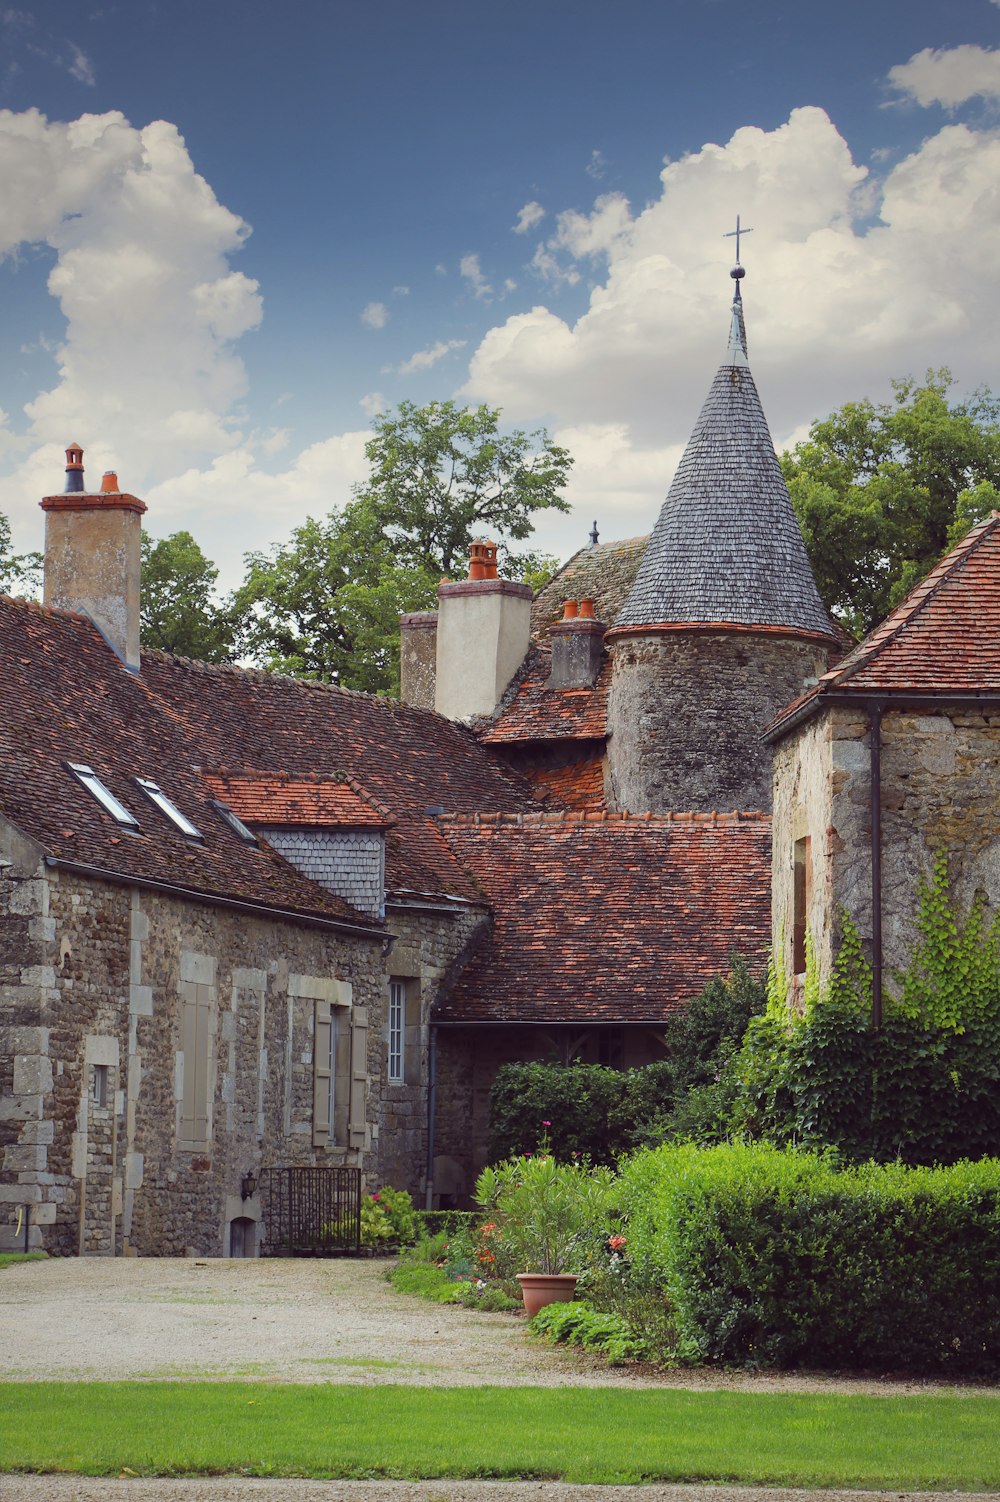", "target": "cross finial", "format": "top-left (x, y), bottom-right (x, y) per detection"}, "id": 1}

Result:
top-left (724, 213), bottom-right (753, 267)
